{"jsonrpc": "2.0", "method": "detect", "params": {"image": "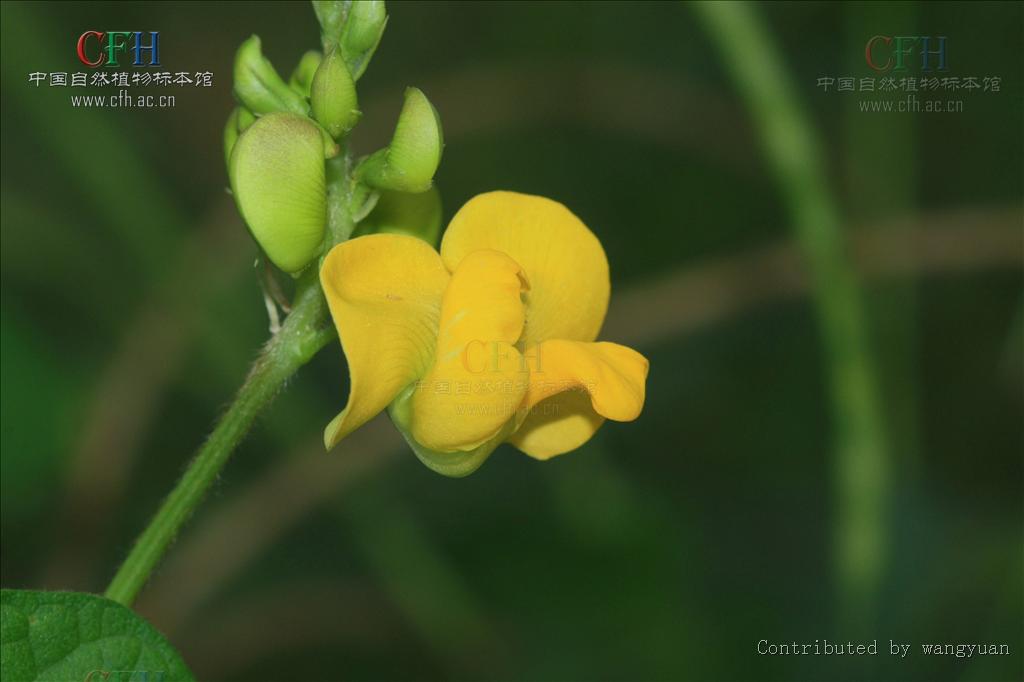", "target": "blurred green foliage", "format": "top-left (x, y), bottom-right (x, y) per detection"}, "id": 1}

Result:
top-left (1, 2), bottom-right (1021, 681)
